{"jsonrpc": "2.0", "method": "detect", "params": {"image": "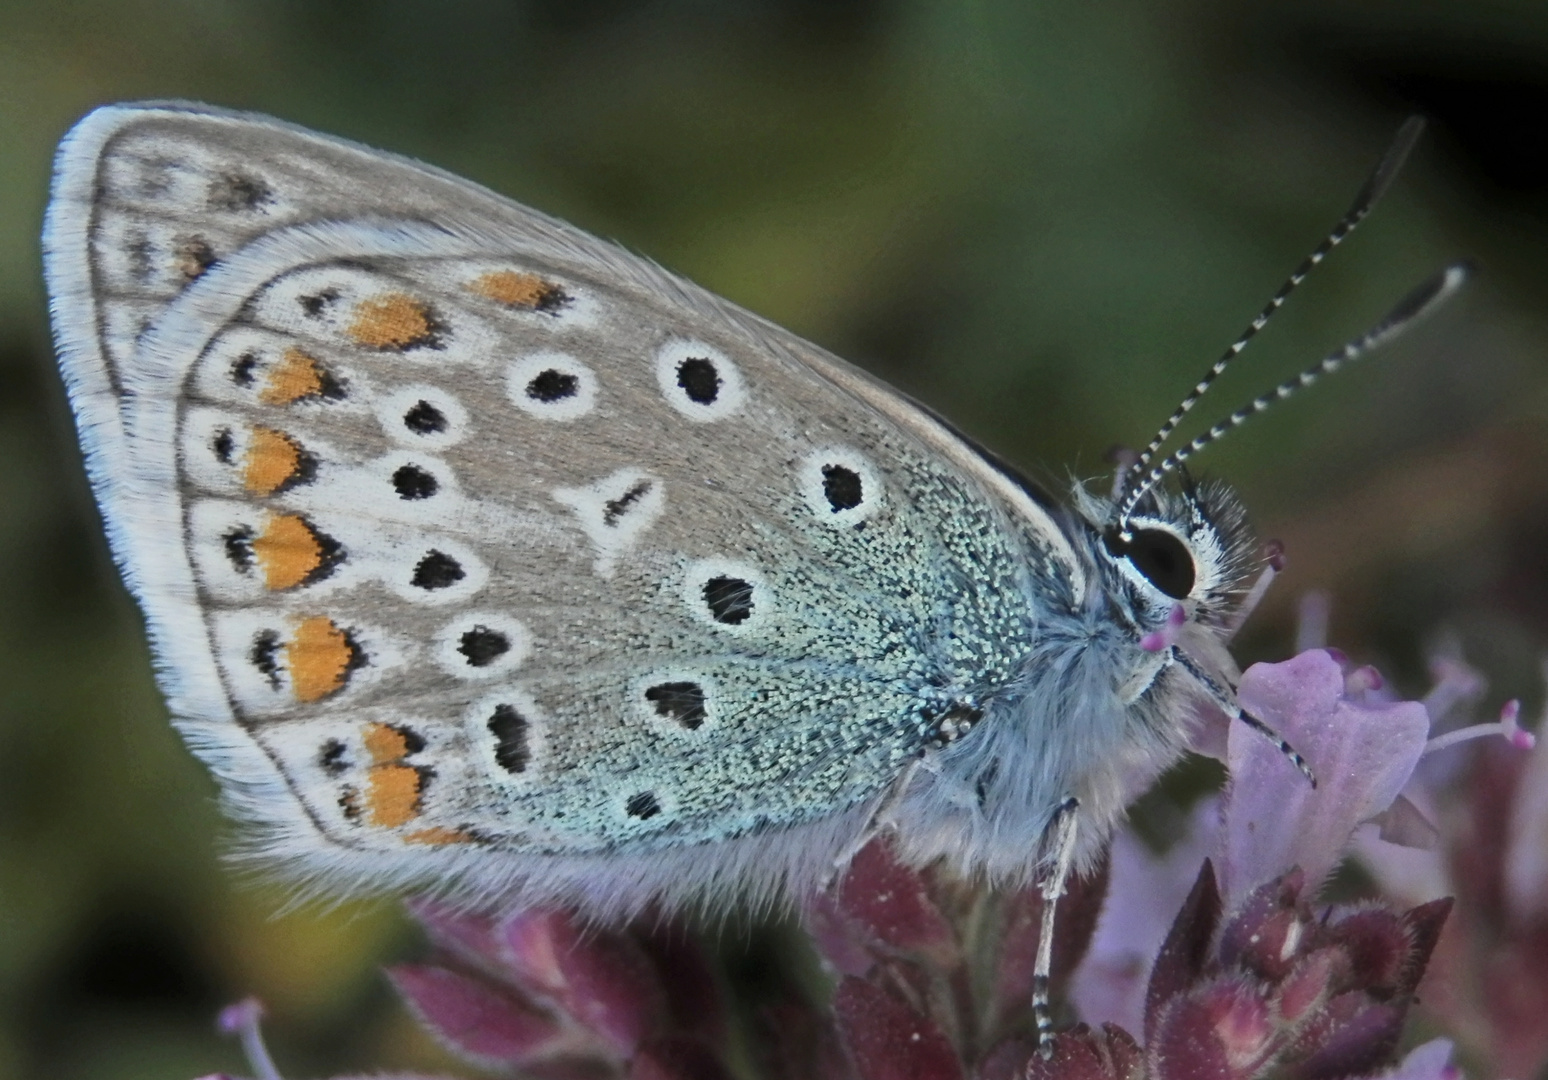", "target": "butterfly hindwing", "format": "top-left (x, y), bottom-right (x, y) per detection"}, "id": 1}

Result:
top-left (46, 102), bottom-right (1082, 906)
